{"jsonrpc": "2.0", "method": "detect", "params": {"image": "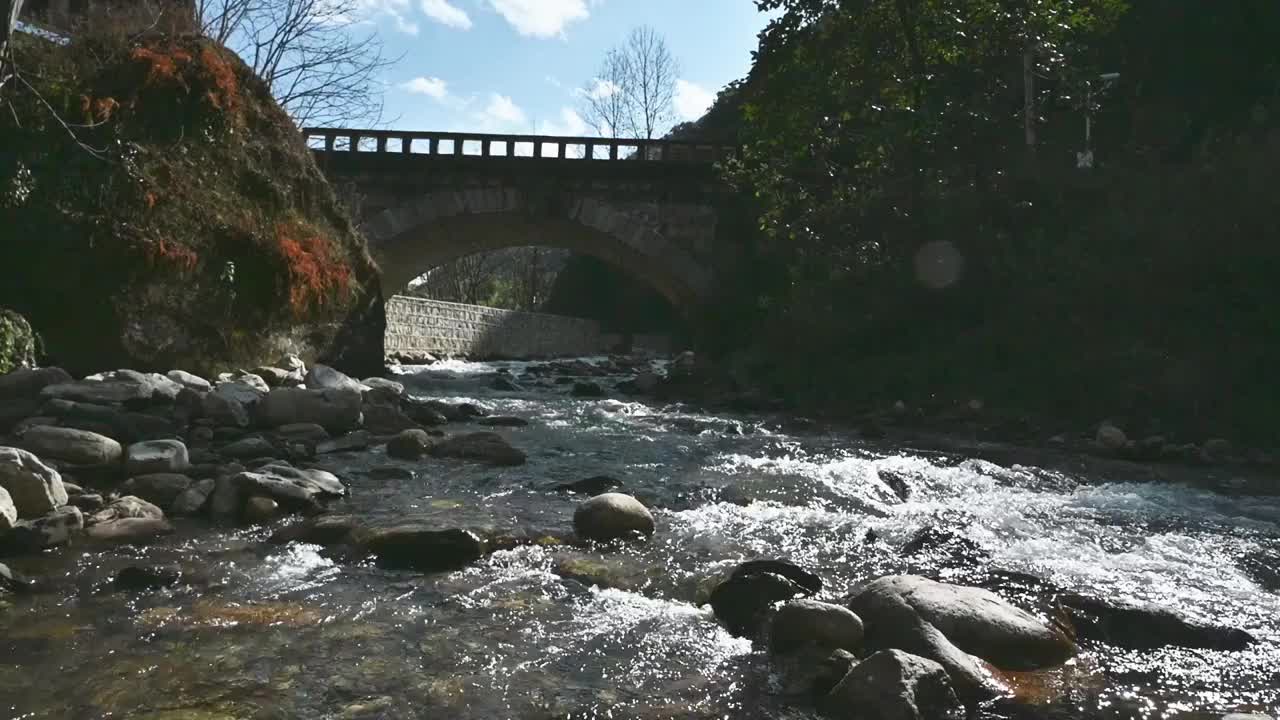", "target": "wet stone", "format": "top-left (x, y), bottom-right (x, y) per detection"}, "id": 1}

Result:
top-left (357, 526), bottom-right (486, 571)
